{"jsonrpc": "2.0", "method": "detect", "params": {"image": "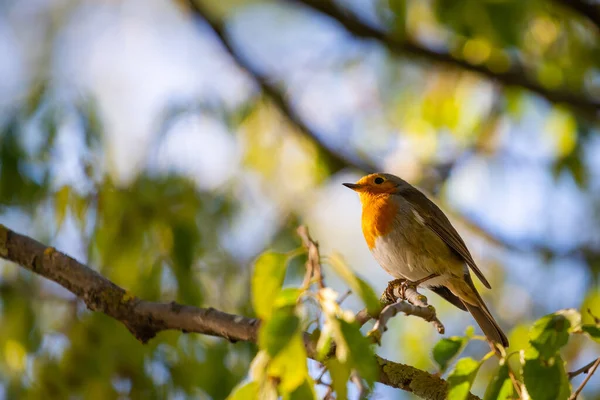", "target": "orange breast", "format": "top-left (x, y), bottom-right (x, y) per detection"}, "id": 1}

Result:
top-left (360, 194), bottom-right (399, 249)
